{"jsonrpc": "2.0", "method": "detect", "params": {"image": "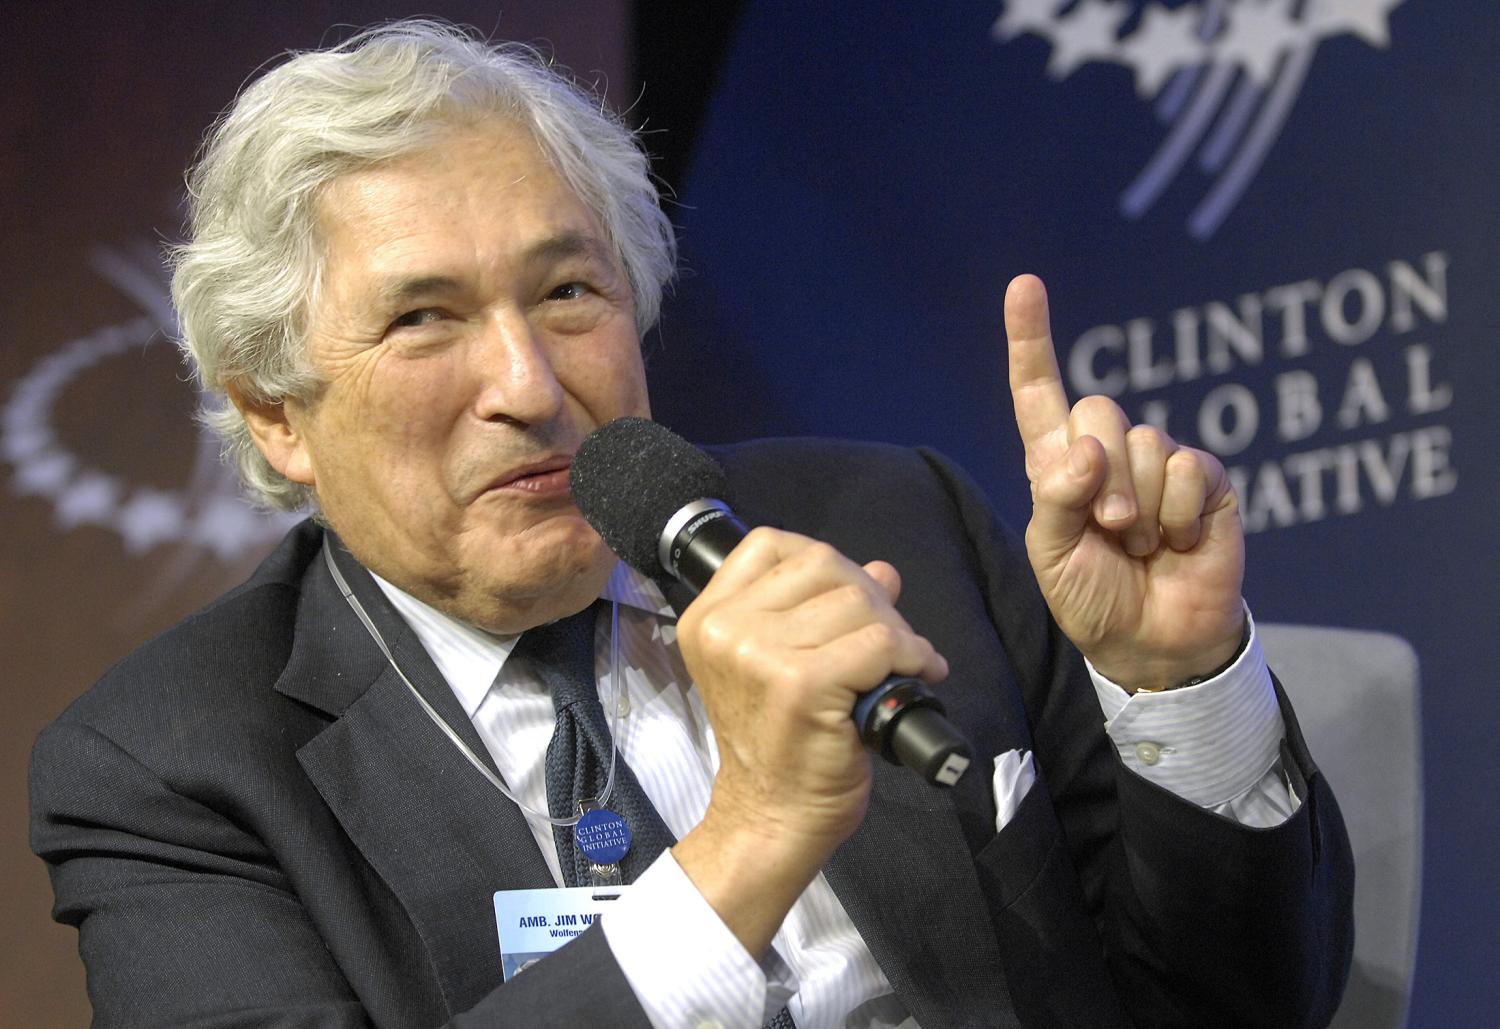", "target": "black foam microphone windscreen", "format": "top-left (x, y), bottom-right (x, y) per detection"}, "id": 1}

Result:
top-left (570, 416), bottom-right (731, 580)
